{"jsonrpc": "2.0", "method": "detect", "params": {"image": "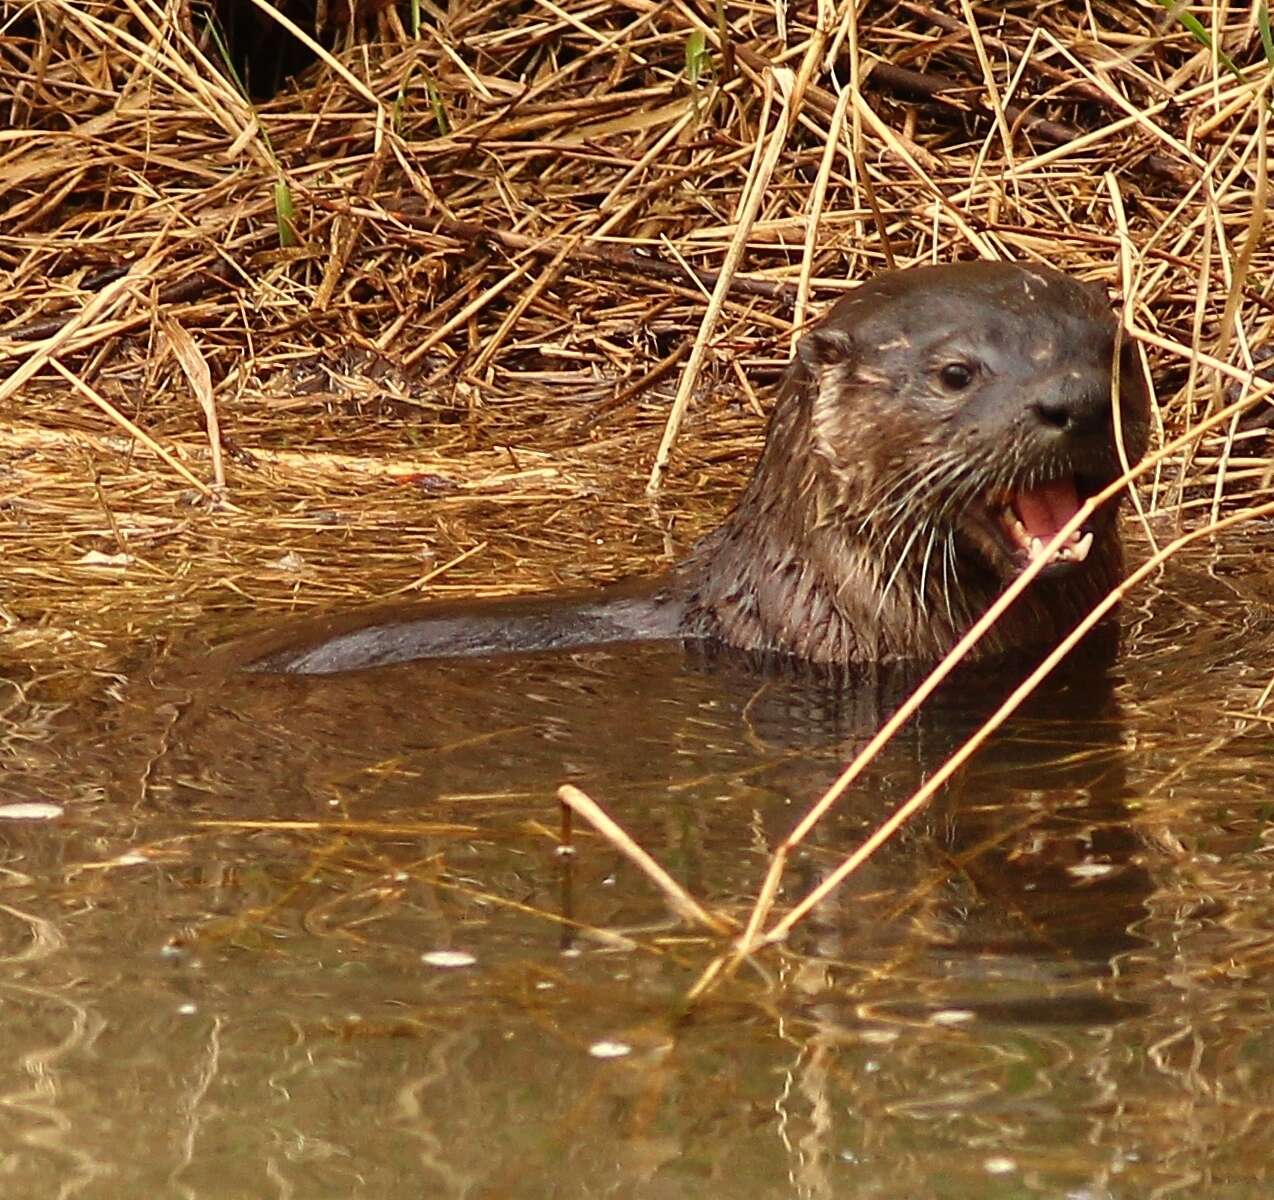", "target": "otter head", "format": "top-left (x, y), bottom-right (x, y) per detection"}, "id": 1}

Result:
top-left (798, 261), bottom-right (1150, 590)
top-left (679, 261), bottom-right (1152, 665)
